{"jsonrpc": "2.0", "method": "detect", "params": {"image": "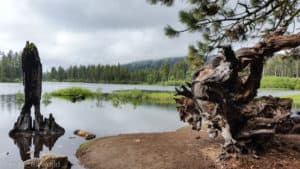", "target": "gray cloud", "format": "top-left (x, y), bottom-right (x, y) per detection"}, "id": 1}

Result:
top-left (0, 0), bottom-right (198, 71)
top-left (30, 0), bottom-right (187, 30)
